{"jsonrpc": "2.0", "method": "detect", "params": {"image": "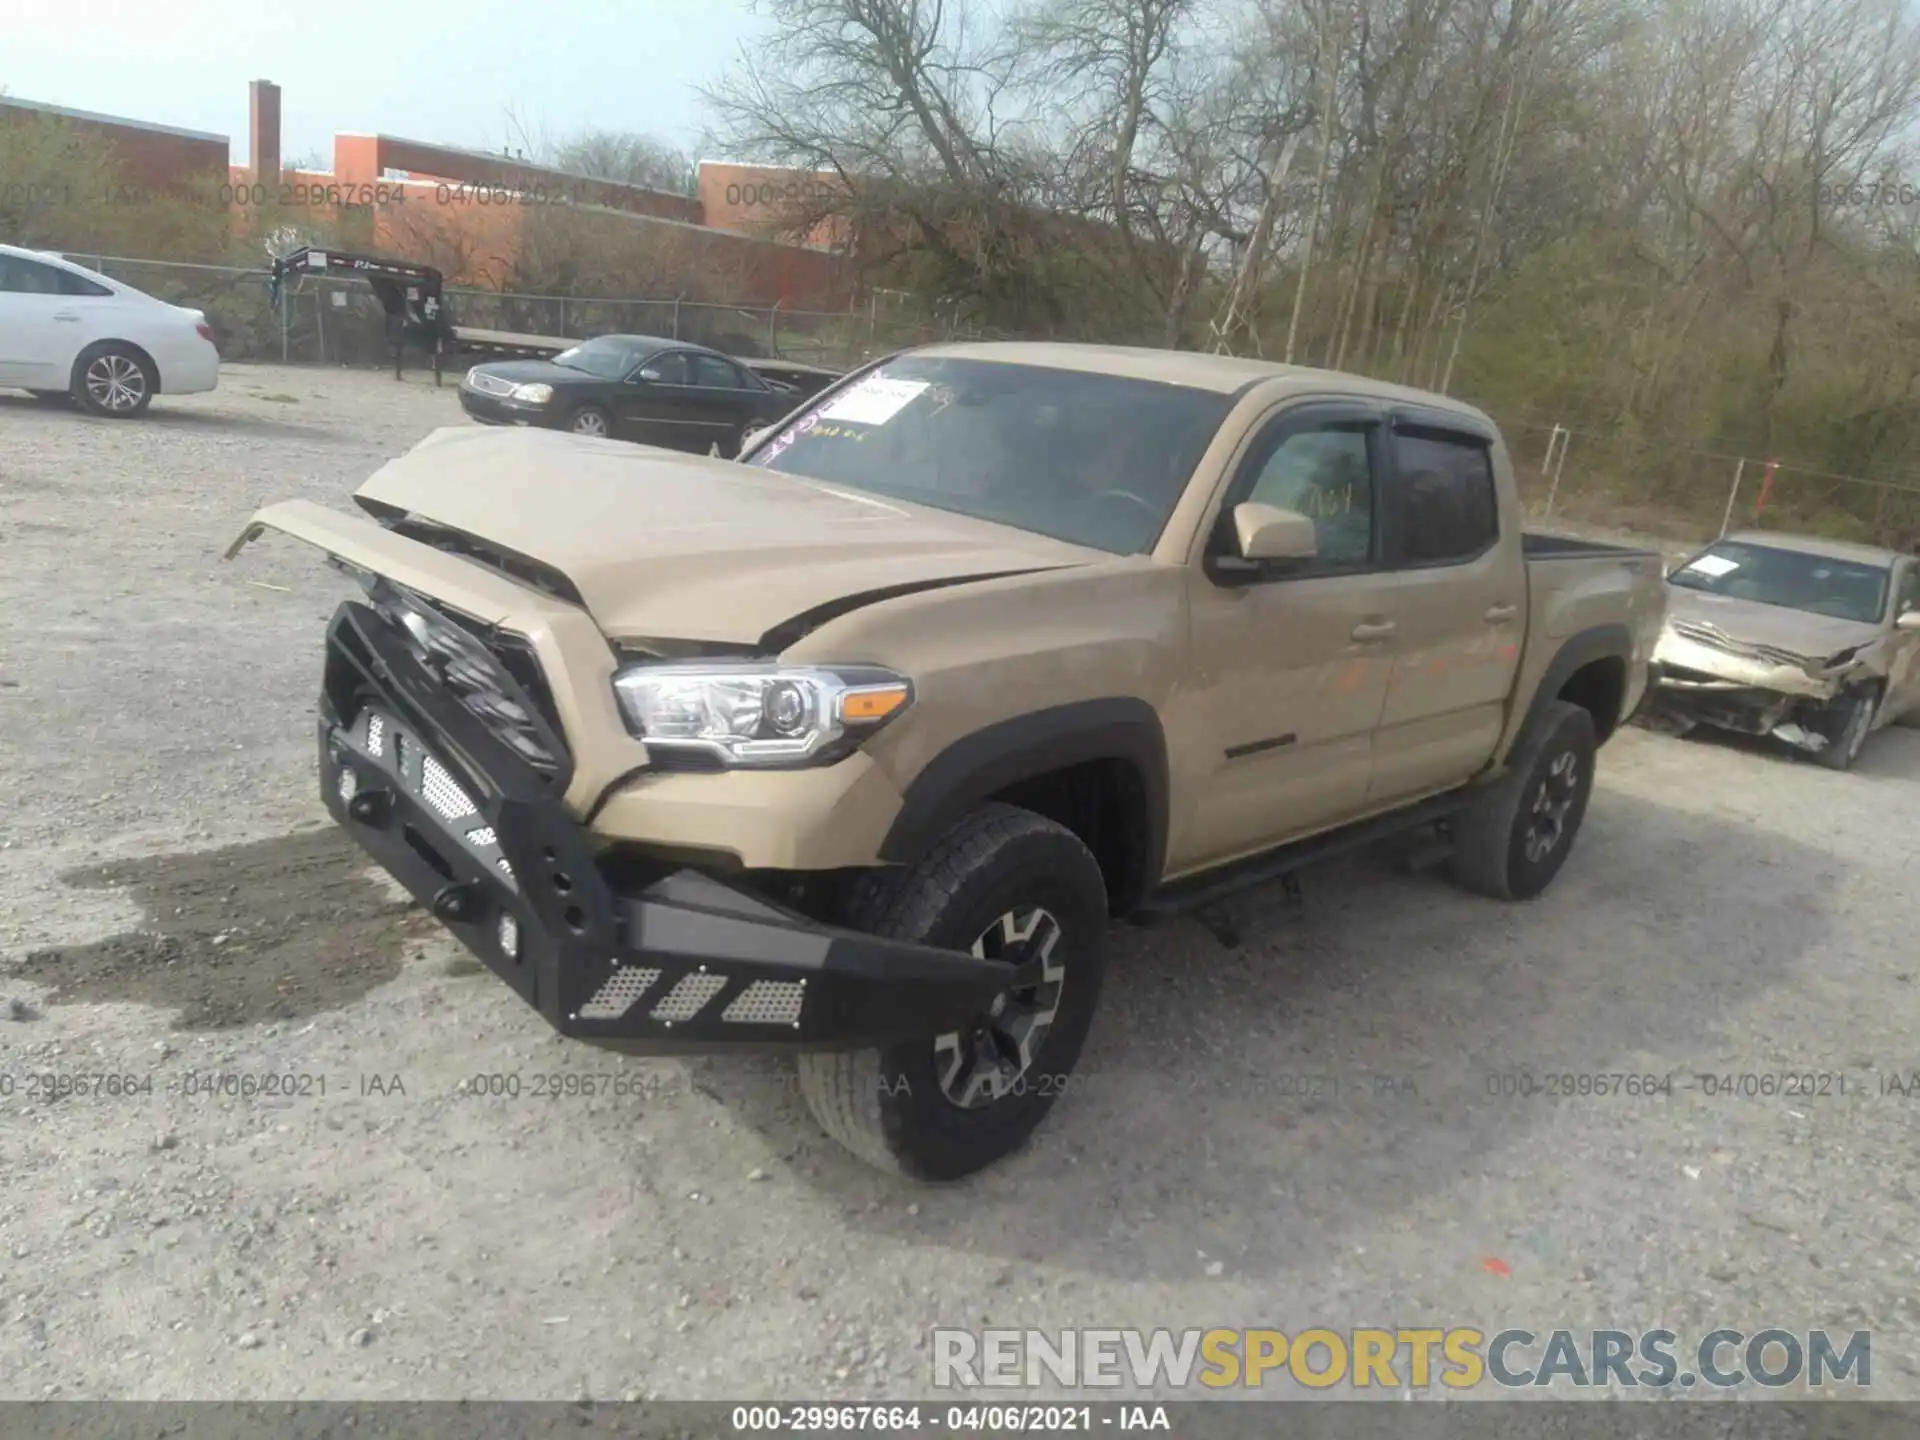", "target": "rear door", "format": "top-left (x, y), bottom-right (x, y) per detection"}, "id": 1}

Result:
top-left (0, 253), bottom-right (94, 387)
top-left (1367, 412), bottom-right (1526, 805)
